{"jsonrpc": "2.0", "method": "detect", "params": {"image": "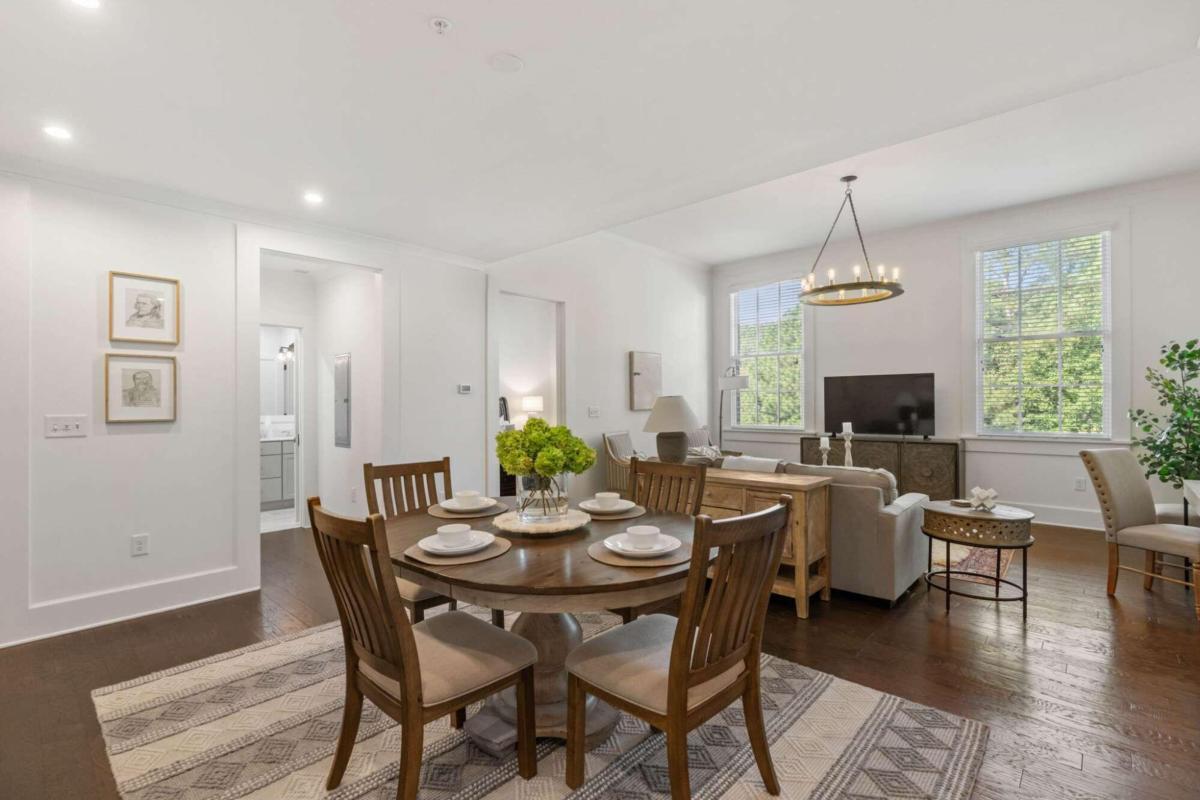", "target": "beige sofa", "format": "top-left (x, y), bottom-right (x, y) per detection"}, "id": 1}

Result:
top-left (780, 463), bottom-right (928, 604)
